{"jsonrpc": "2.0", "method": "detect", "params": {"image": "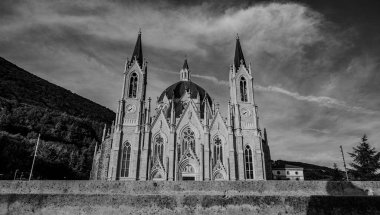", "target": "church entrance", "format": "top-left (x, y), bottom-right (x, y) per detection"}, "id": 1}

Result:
top-left (182, 176), bottom-right (195, 181)
top-left (180, 164), bottom-right (197, 181)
